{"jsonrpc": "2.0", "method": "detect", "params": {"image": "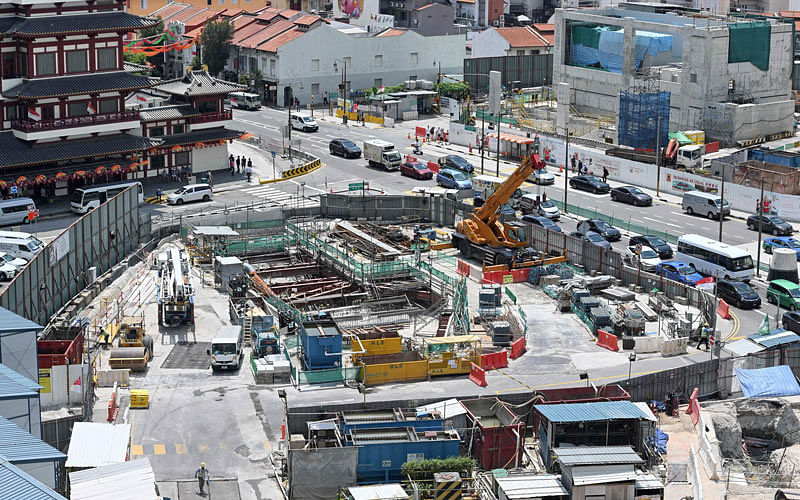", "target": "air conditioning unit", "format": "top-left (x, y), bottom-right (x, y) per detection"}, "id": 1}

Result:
top-left (493, 19), bottom-right (499, 26)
